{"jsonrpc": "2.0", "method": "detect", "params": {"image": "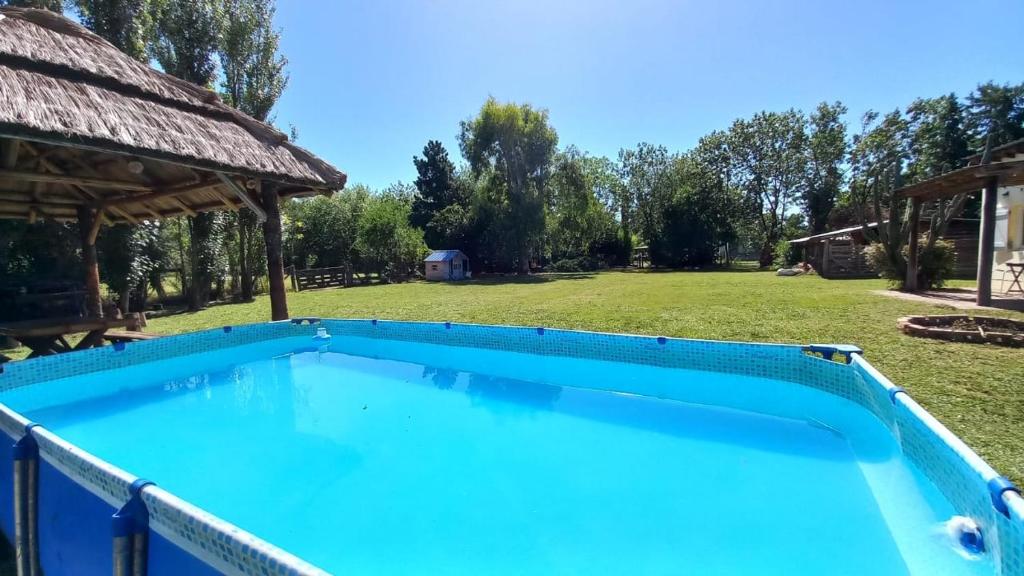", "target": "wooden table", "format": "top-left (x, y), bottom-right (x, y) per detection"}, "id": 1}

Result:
top-left (1006, 262), bottom-right (1024, 295)
top-left (0, 315), bottom-right (139, 358)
